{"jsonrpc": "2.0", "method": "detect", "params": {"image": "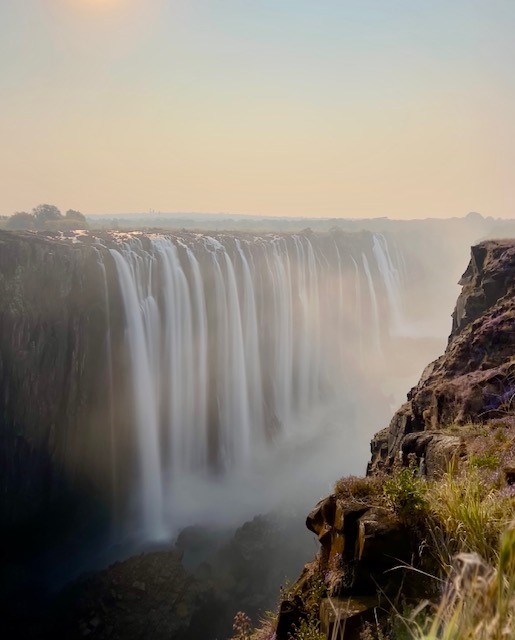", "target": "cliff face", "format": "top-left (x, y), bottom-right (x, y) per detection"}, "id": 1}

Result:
top-left (279, 240), bottom-right (515, 639)
top-left (369, 239), bottom-right (515, 476)
top-left (0, 226), bottom-right (408, 542)
top-left (0, 231), bottom-right (114, 537)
